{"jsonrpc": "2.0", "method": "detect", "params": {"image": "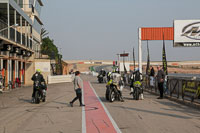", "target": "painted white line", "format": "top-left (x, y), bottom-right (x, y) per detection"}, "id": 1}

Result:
top-left (89, 82), bottom-right (122, 133)
top-left (82, 84), bottom-right (86, 133)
